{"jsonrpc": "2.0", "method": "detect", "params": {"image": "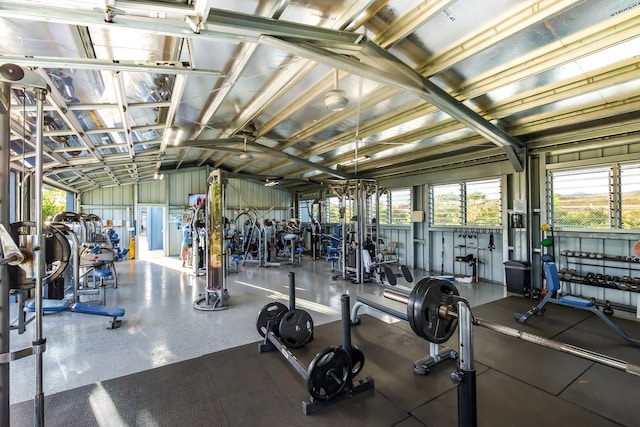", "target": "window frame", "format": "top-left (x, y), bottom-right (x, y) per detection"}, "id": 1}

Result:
top-left (548, 162), bottom-right (640, 231)
top-left (429, 178), bottom-right (502, 228)
top-left (379, 188), bottom-right (412, 225)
